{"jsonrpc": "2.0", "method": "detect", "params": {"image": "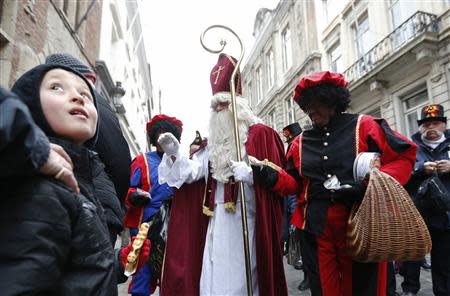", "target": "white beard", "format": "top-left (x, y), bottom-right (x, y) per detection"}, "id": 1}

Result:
top-left (208, 96), bottom-right (262, 183)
